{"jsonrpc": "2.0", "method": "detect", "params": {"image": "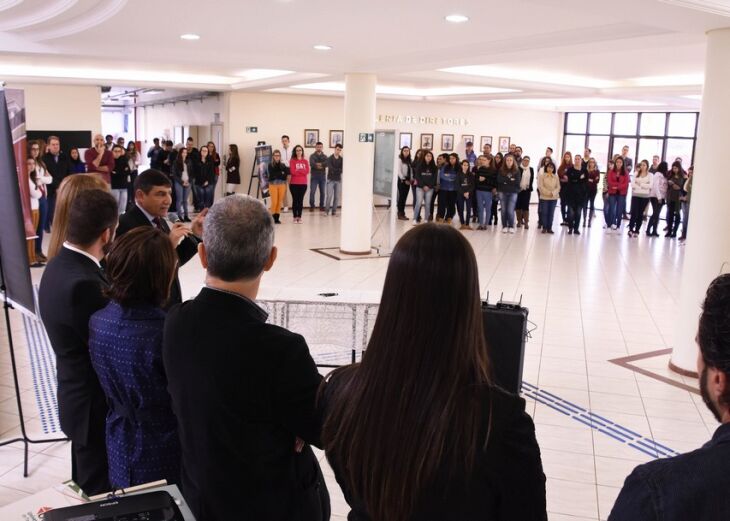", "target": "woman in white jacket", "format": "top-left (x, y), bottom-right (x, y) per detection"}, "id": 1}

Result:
top-left (646, 161), bottom-right (668, 237)
top-left (26, 157), bottom-right (45, 267)
top-left (628, 160), bottom-right (652, 237)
